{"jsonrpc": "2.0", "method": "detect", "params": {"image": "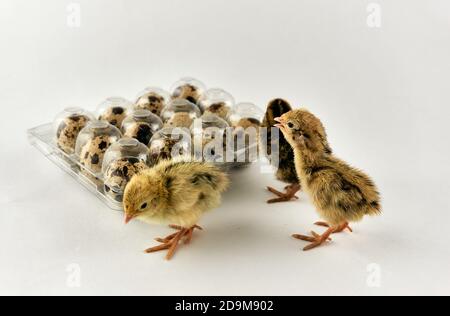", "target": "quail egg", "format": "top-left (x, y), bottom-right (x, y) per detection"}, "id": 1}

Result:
top-left (54, 108), bottom-right (94, 155)
top-left (122, 110), bottom-right (163, 146)
top-left (135, 87), bottom-right (170, 117)
top-left (171, 77), bottom-right (206, 105)
top-left (97, 97), bottom-right (132, 128)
